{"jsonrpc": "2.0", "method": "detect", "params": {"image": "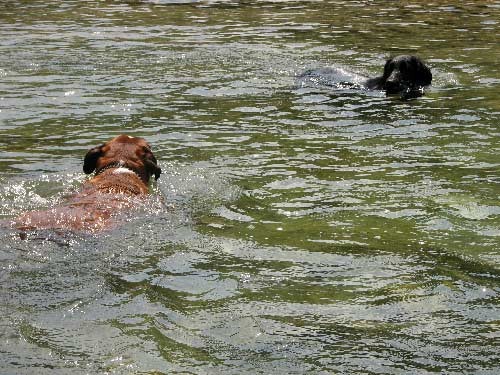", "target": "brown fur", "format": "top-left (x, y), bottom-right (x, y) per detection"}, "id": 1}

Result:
top-left (14, 135), bottom-right (161, 233)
